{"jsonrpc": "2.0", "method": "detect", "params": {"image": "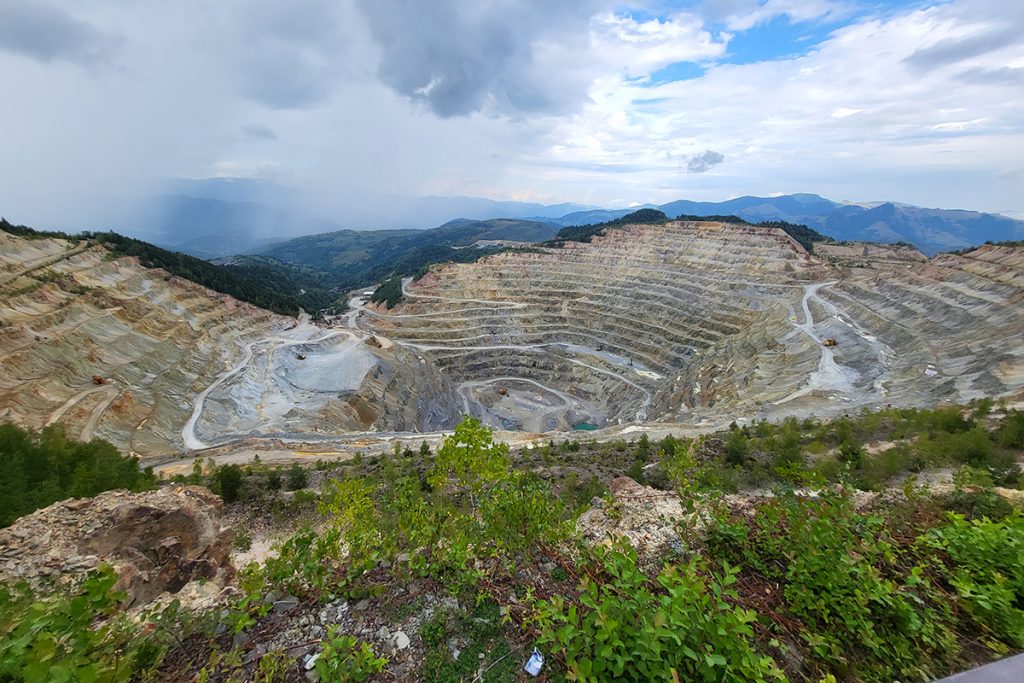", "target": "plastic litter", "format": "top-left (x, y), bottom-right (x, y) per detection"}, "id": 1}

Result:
top-left (524, 648), bottom-right (544, 676)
